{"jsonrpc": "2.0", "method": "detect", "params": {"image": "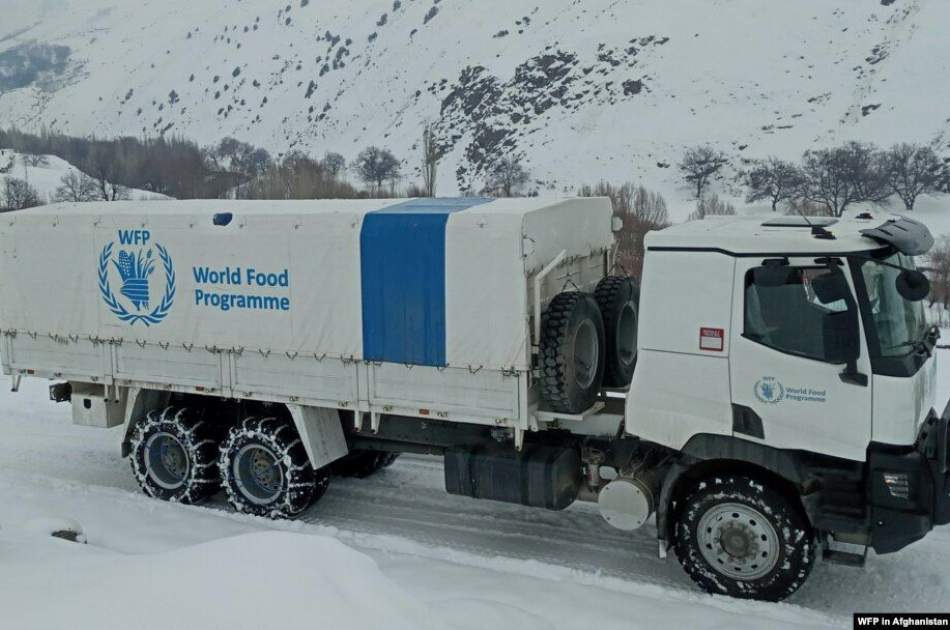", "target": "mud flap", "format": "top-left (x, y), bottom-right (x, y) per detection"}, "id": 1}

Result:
top-left (287, 404), bottom-right (349, 470)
